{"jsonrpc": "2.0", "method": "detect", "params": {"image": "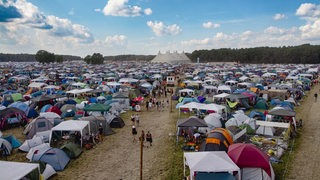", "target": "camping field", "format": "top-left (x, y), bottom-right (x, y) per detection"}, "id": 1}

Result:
top-left (2, 79), bottom-right (320, 180)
